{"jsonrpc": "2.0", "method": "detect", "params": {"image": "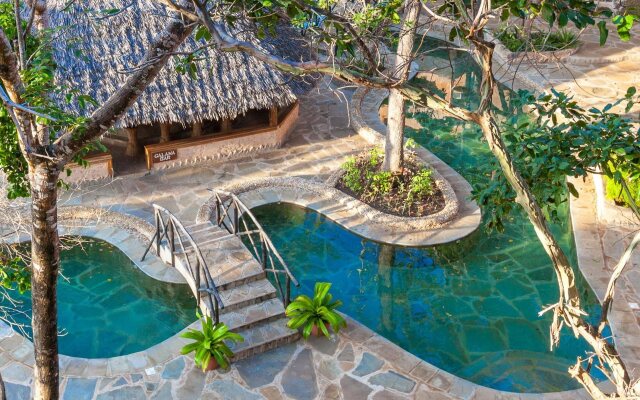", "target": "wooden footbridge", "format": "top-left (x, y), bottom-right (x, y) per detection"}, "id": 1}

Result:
top-left (142, 190), bottom-right (300, 360)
